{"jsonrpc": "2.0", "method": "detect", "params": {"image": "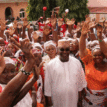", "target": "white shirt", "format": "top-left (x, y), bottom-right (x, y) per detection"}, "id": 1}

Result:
top-left (37, 75), bottom-right (43, 103)
top-left (42, 55), bottom-right (51, 71)
top-left (45, 56), bottom-right (87, 107)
